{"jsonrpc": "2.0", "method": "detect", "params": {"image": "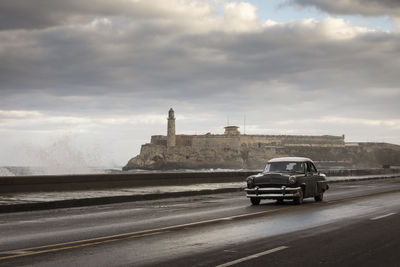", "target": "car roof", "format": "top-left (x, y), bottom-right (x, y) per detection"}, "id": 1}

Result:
top-left (268, 157), bottom-right (313, 163)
